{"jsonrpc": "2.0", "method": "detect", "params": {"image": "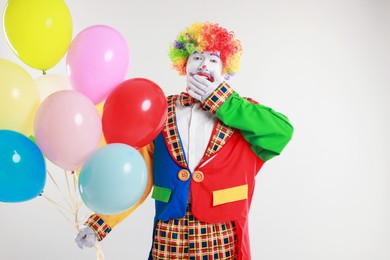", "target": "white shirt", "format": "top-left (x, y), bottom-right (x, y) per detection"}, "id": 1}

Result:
top-left (175, 99), bottom-right (216, 172)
